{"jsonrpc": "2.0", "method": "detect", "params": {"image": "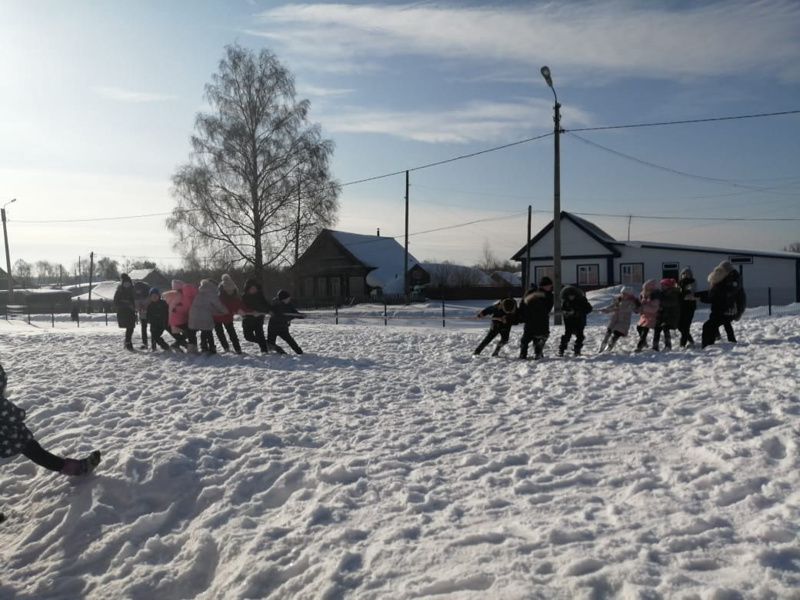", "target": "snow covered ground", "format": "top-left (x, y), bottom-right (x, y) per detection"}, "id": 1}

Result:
top-left (1, 293), bottom-right (799, 599)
